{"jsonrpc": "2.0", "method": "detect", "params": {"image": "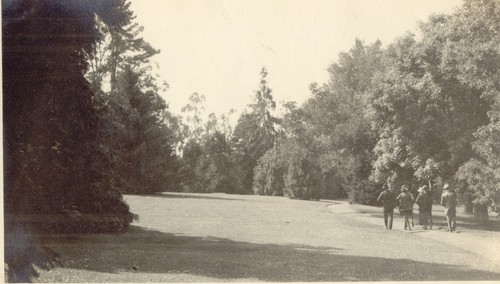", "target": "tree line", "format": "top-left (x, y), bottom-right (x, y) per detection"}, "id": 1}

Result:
top-left (176, 0), bottom-right (500, 217)
top-left (4, 0), bottom-right (500, 235)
